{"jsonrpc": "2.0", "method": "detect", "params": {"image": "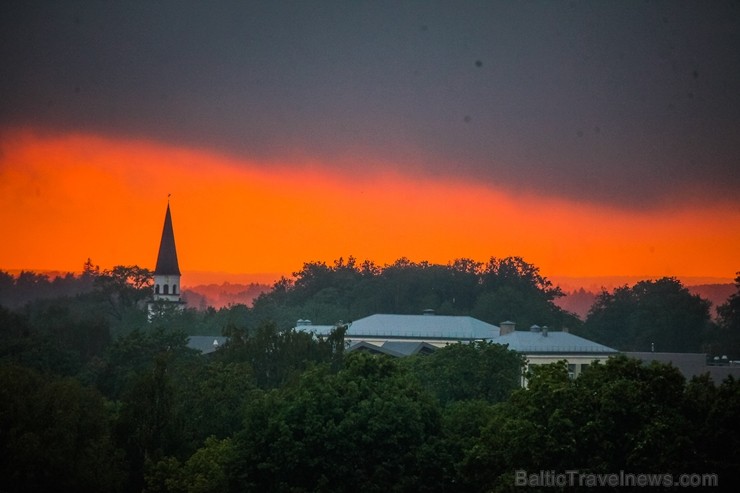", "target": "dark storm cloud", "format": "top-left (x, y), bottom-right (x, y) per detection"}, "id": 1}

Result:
top-left (2, 1), bottom-right (739, 207)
